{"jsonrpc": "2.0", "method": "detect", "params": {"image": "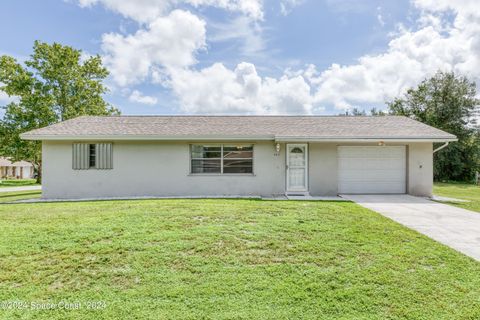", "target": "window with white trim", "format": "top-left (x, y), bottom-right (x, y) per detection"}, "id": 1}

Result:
top-left (191, 145), bottom-right (253, 174)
